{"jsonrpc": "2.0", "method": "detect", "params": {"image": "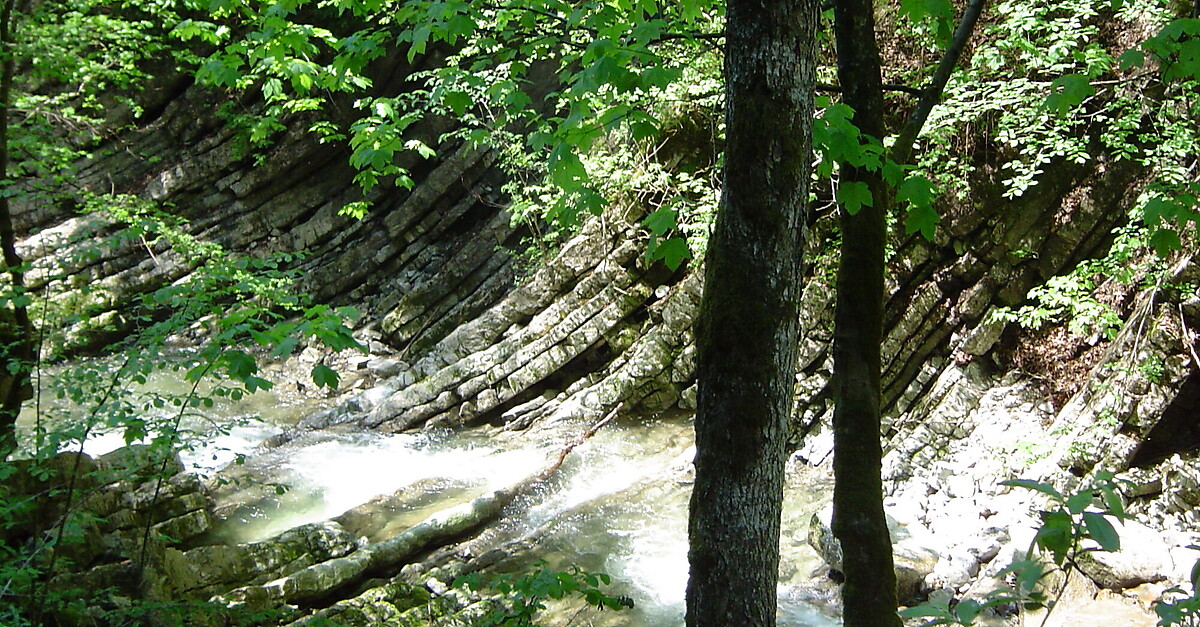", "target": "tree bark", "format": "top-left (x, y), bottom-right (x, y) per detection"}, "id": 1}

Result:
top-left (686, 1), bottom-right (818, 625)
top-left (0, 0), bottom-right (33, 461)
top-left (830, 0), bottom-right (903, 625)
